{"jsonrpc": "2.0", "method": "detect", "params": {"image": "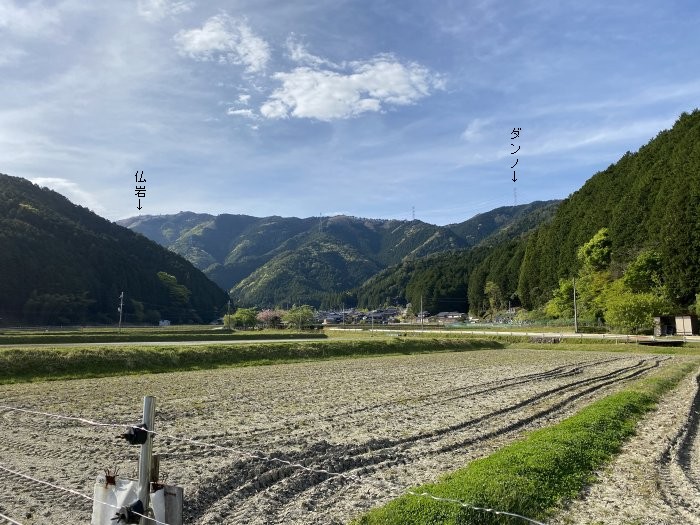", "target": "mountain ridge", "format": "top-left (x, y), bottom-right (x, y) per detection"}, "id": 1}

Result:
top-left (0, 174), bottom-right (228, 324)
top-left (119, 201), bottom-right (559, 307)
